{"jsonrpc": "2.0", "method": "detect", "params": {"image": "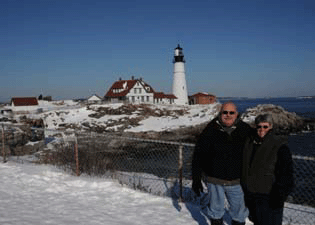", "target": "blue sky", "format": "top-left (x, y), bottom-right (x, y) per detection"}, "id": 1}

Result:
top-left (1, 0), bottom-right (314, 102)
